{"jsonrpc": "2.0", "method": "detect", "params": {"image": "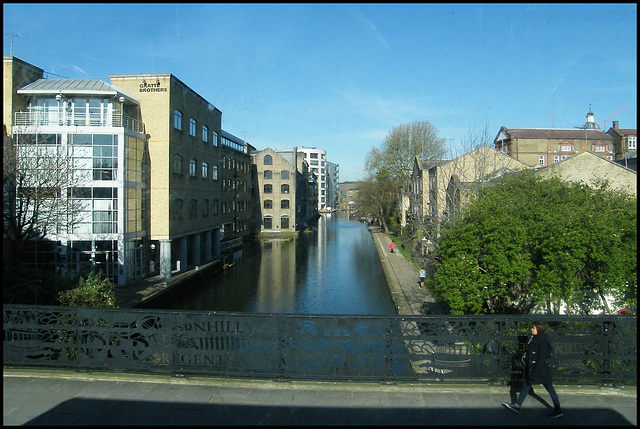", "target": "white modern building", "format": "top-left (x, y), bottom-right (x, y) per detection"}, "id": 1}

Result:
top-left (296, 147), bottom-right (338, 211)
